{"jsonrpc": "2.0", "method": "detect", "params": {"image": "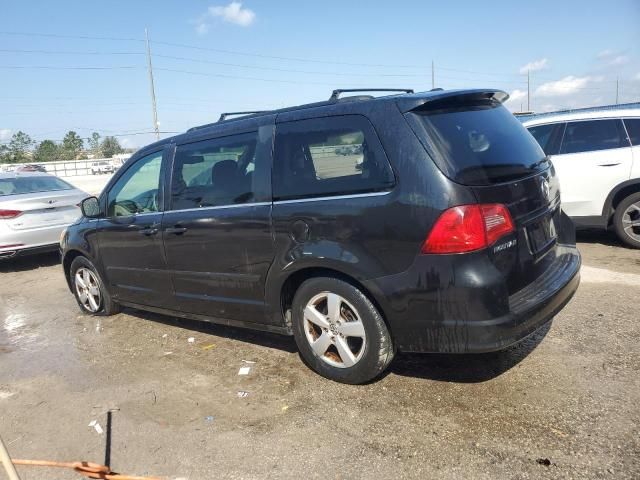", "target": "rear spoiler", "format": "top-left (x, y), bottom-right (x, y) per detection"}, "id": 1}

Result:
top-left (396, 89), bottom-right (509, 113)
